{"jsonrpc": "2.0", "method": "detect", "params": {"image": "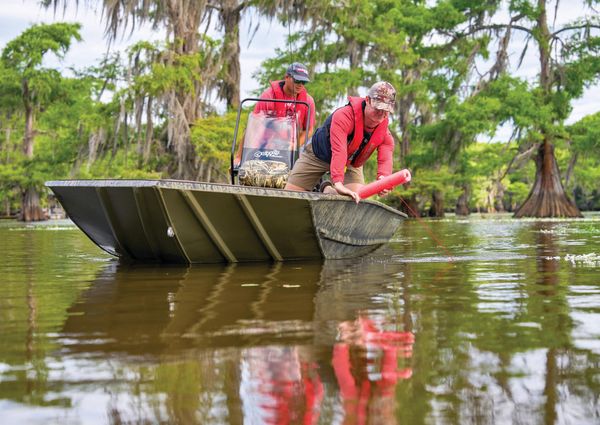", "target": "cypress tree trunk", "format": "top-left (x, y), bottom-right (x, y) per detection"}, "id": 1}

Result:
top-left (219, 0), bottom-right (242, 110)
top-left (21, 188), bottom-right (45, 222)
top-left (455, 184), bottom-right (470, 216)
top-left (429, 190), bottom-right (445, 218)
top-left (166, 1), bottom-right (207, 180)
top-left (389, 180), bottom-right (419, 217)
top-left (20, 85), bottom-right (44, 222)
top-left (514, 142), bottom-right (582, 218)
top-left (494, 180), bottom-right (505, 213)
